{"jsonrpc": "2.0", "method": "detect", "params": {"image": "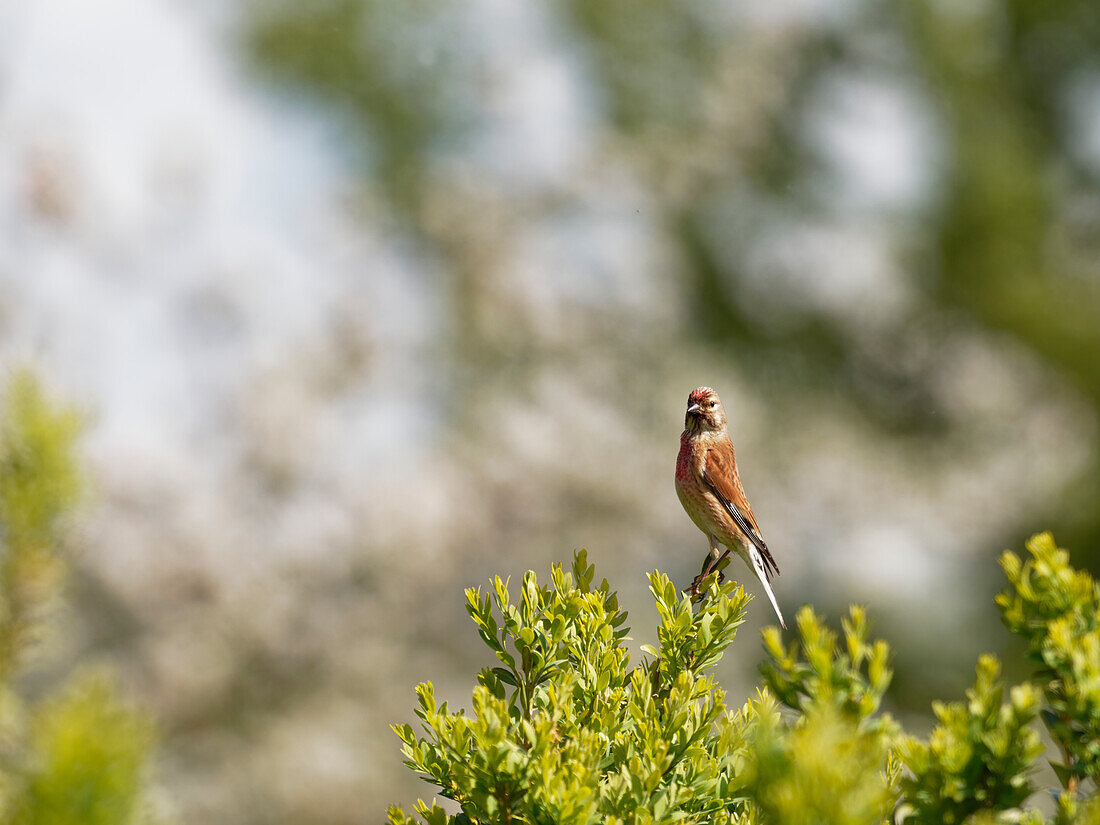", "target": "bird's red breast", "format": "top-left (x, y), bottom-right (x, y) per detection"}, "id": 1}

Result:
top-left (676, 433), bottom-right (725, 541)
top-left (675, 432), bottom-right (697, 486)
